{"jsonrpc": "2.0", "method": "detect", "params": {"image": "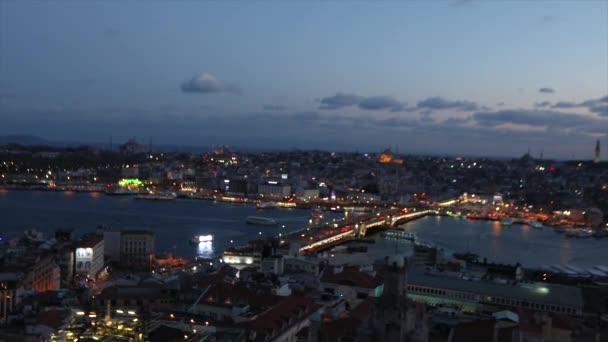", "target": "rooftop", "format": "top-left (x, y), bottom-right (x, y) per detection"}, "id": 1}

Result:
top-left (321, 266), bottom-right (382, 289)
top-left (78, 233), bottom-right (103, 248)
top-left (409, 271), bottom-right (584, 309)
